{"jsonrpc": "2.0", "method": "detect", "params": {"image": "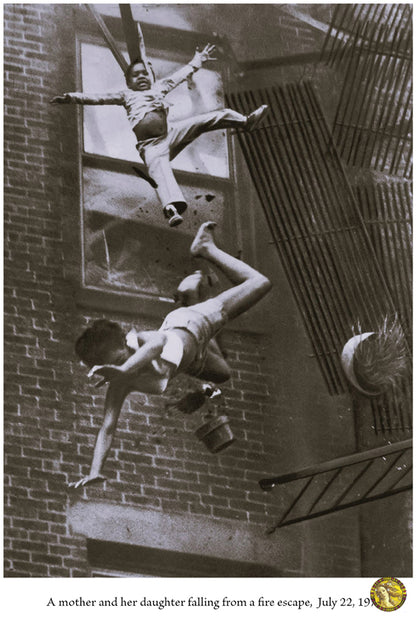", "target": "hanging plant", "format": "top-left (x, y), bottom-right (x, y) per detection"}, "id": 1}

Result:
top-left (341, 318), bottom-right (408, 396)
